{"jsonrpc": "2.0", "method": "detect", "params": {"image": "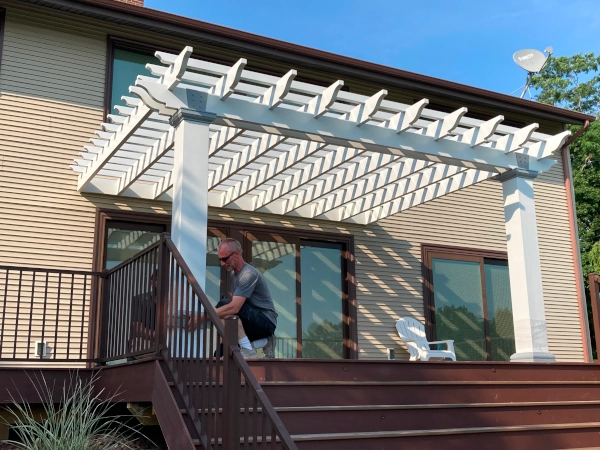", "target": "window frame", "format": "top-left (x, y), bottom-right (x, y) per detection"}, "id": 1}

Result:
top-left (421, 243), bottom-right (509, 360)
top-left (104, 36), bottom-right (173, 121)
top-left (0, 7), bottom-right (6, 76)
